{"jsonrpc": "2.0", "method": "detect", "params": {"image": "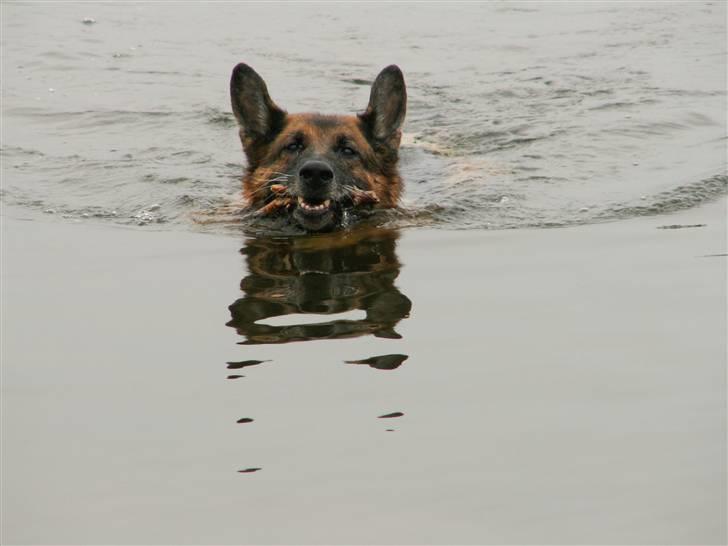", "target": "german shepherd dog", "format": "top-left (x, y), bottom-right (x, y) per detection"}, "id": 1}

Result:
top-left (230, 63), bottom-right (406, 232)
